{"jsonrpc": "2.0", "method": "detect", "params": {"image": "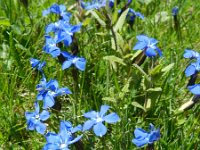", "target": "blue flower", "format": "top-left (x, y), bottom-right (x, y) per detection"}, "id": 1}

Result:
top-left (188, 84), bottom-right (200, 95)
top-left (36, 77), bottom-right (72, 109)
top-left (45, 21), bottom-right (81, 47)
top-left (127, 8), bottom-right (144, 23)
top-left (30, 58), bottom-right (46, 72)
top-left (43, 121), bottom-right (82, 150)
top-left (172, 6), bottom-right (179, 16)
top-left (43, 4), bottom-right (71, 21)
top-left (133, 35), bottom-right (162, 57)
top-left (183, 49), bottom-right (200, 60)
top-left (184, 49), bottom-right (200, 77)
top-left (25, 102), bottom-right (50, 134)
top-left (132, 123), bottom-right (160, 147)
top-left (185, 60), bottom-right (200, 77)
top-left (81, 0), bottom-right (107, 10)
top-left (83, 105), bottom-right (120, 137)
top-left (61, 52), bottom-right (86, 71)
top-left (43, 35), bottom-right (61, 58)
top-left (109, 0), bottom-right (114, 8)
